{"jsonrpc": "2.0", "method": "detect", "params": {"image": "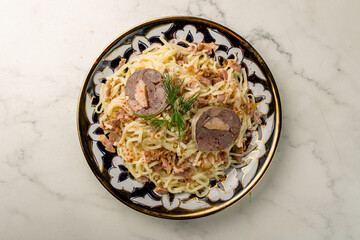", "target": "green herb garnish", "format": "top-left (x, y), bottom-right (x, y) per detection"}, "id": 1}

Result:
top-left (138, 114), bottom-right (169, 130)
top-left (138, 72), bottom-right (199, 142)
top-left (178, 92), bottom-right (200, 113)
top-left (162, 72), bottom-right (183, 106)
